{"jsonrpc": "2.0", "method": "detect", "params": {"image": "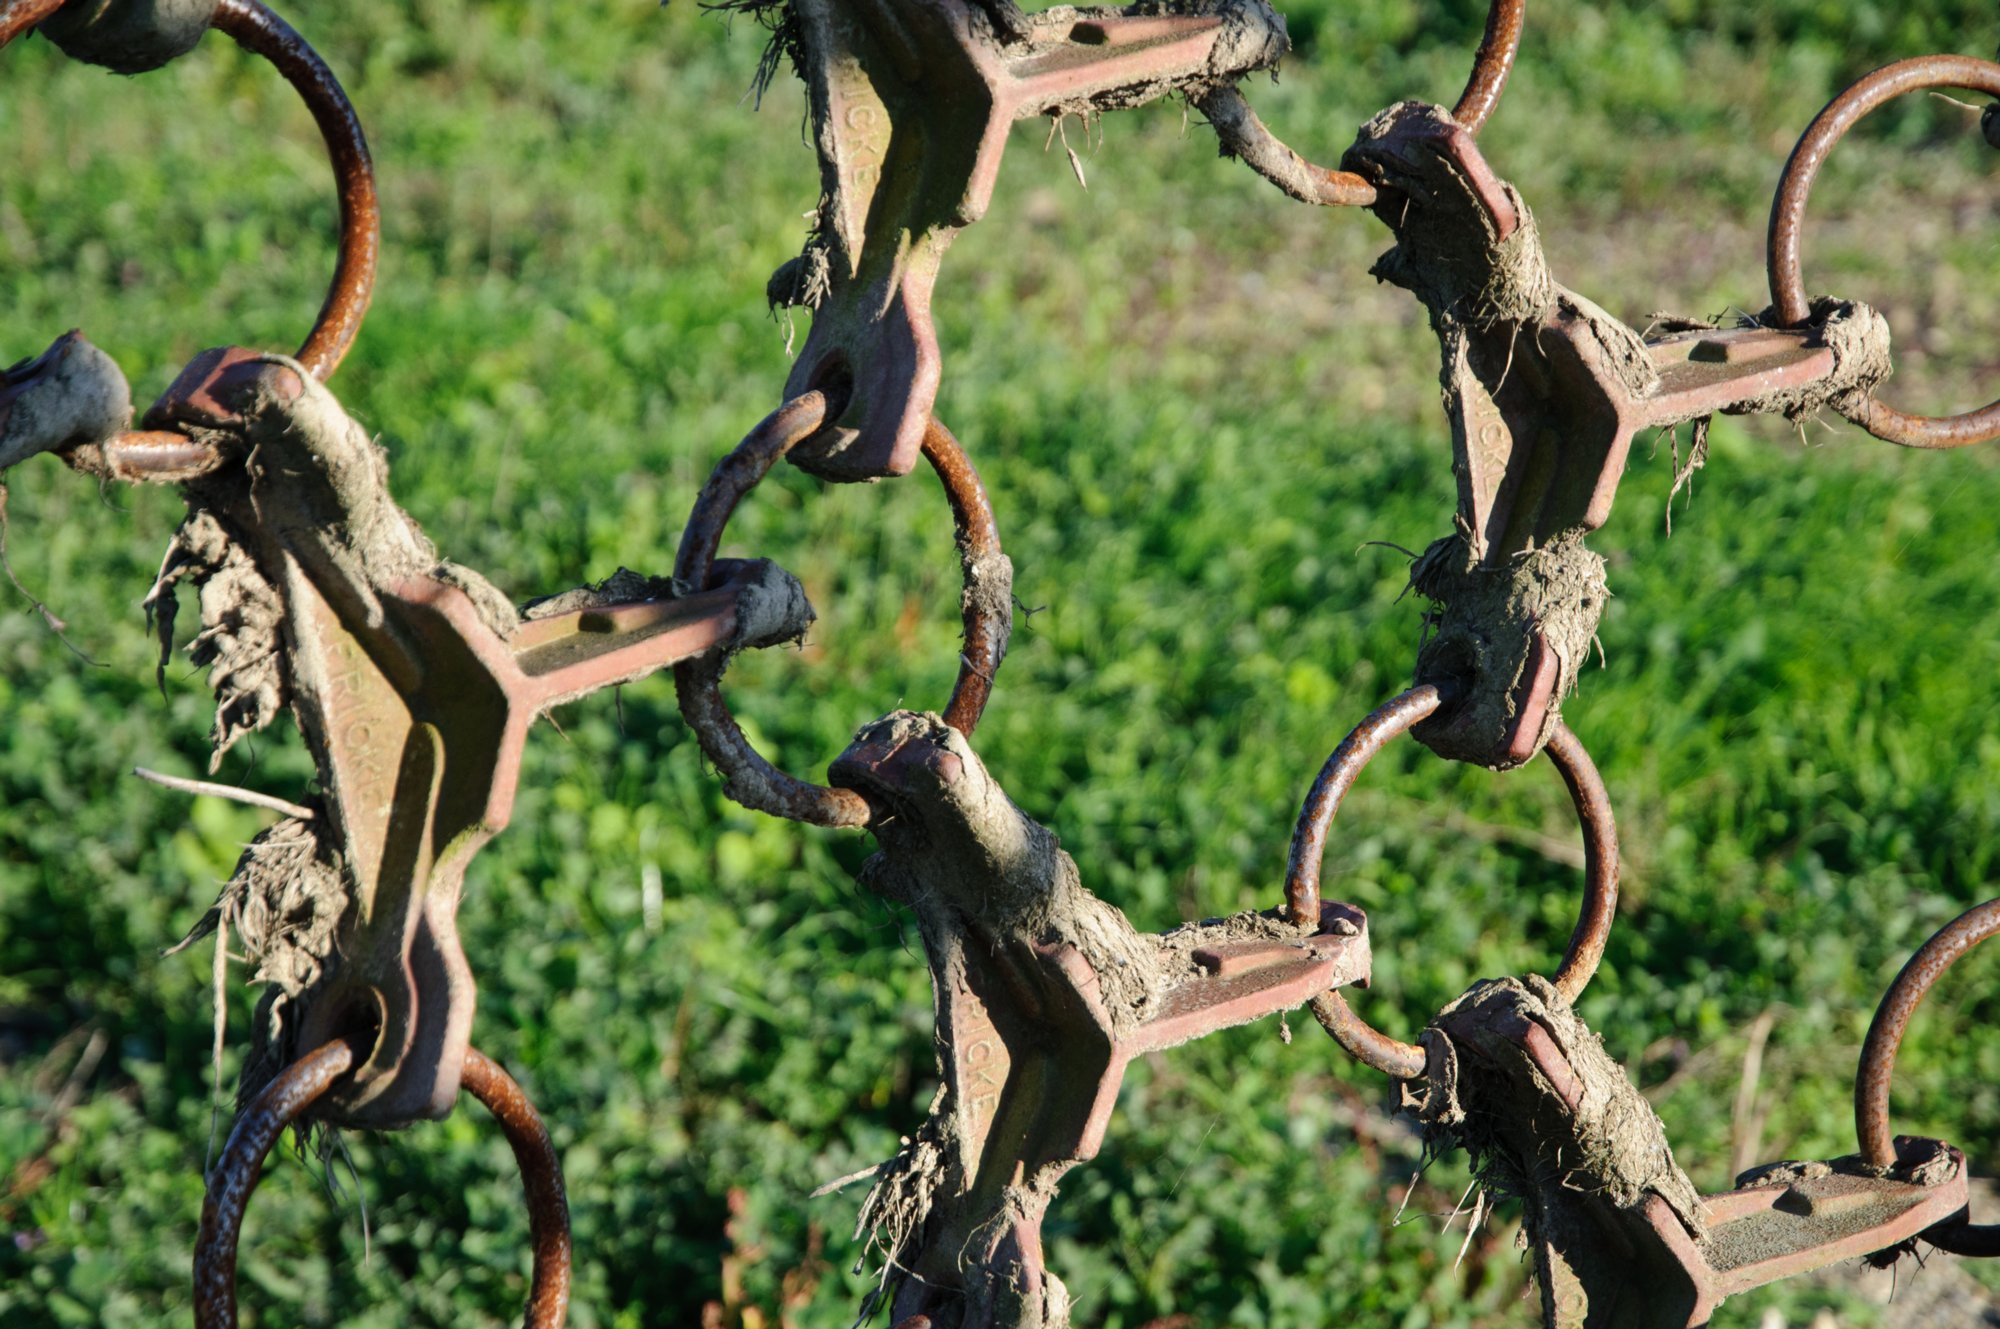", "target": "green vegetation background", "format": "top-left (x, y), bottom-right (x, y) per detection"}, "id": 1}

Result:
top-left (3, 1), bottom-right (1999, 1324)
